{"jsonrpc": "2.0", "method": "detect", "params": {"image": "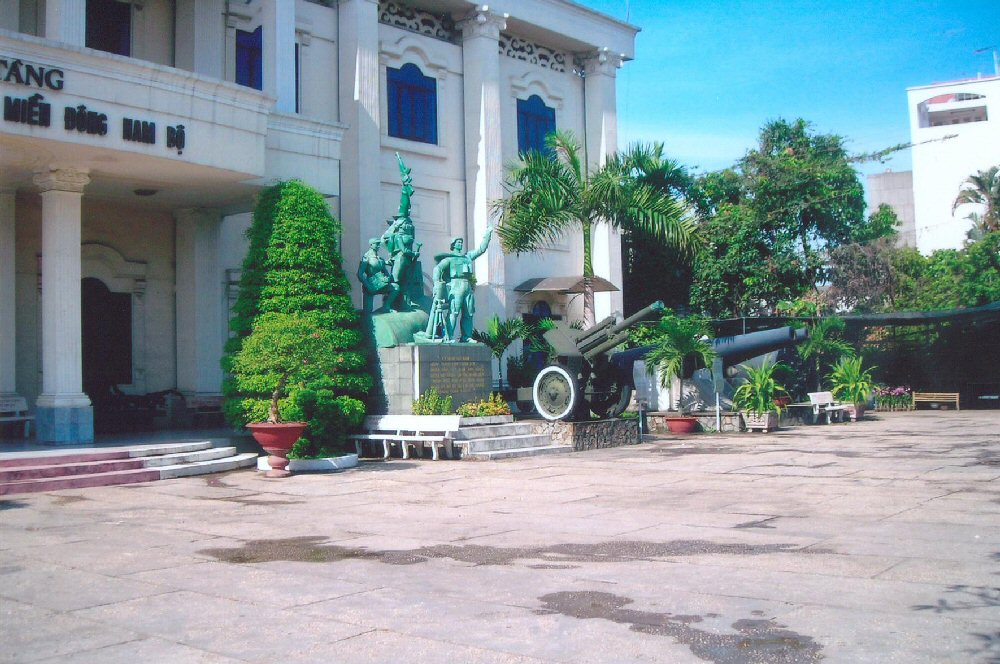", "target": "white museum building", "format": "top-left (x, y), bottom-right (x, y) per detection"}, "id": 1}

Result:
top-left (0, 0), bottom-right (638, 443)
